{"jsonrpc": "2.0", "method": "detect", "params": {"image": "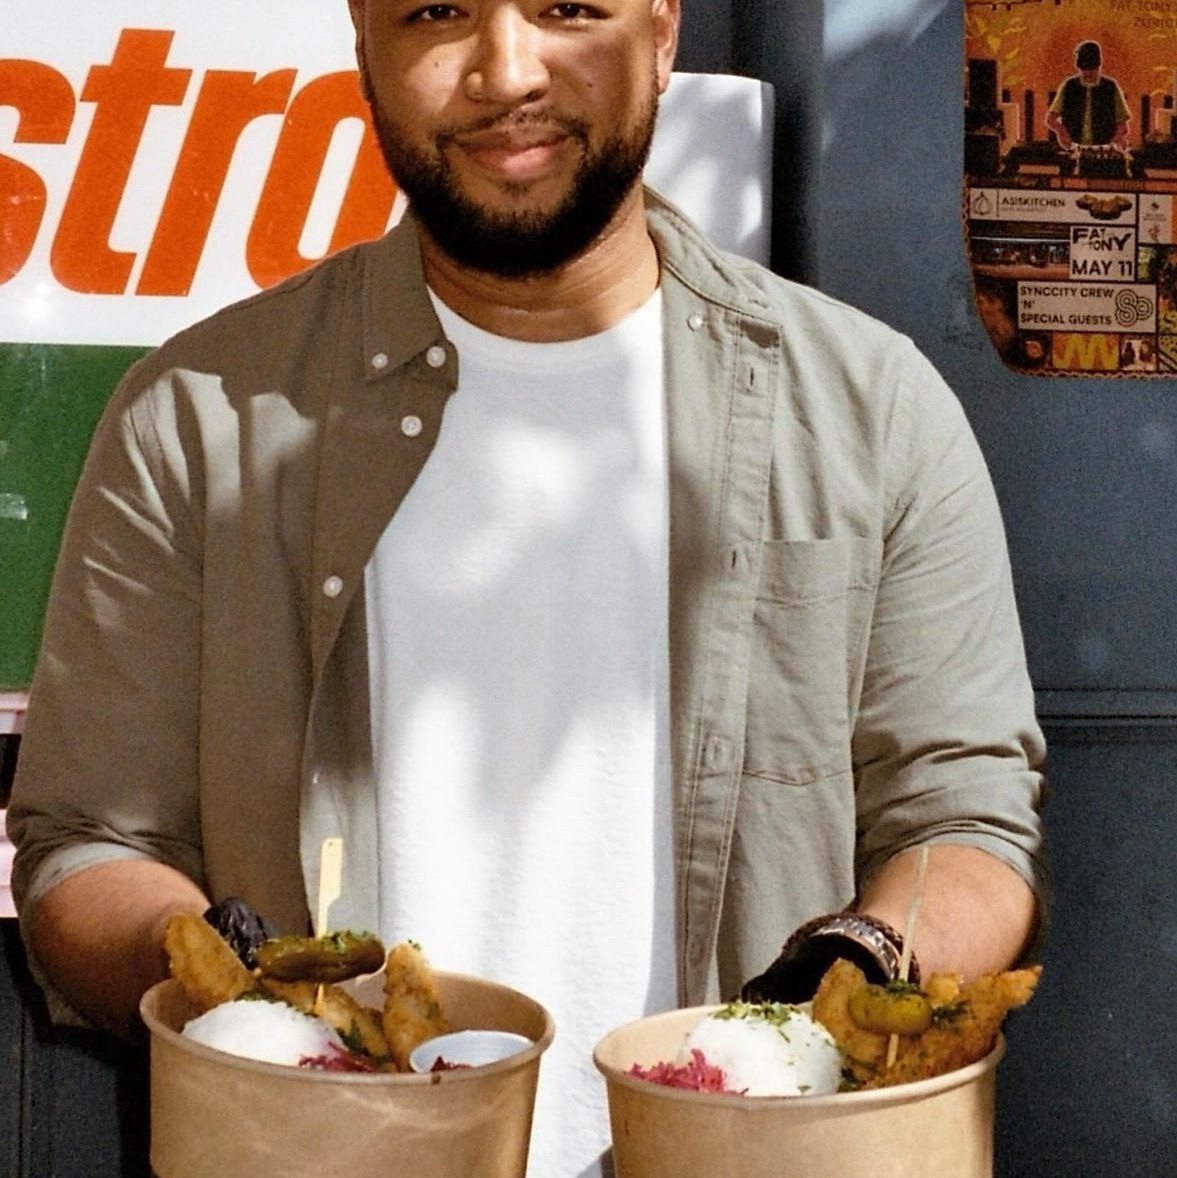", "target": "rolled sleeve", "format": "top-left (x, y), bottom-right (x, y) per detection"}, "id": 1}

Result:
top-left (7, 365), bottom-right (208, 932)
top-left (851, 343), bottom-right (1047, 910)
